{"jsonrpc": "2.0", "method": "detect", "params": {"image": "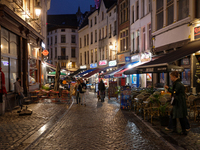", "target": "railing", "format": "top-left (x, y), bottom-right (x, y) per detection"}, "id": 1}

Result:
top-left (58, 56), bottom-right (68, 60)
